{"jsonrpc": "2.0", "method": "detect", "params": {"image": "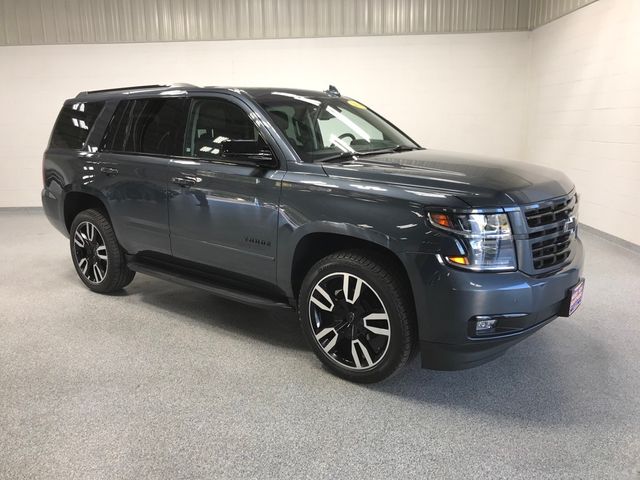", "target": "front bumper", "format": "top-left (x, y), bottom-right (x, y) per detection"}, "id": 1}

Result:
top-left (403, 237), bottom-right (584, 370)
